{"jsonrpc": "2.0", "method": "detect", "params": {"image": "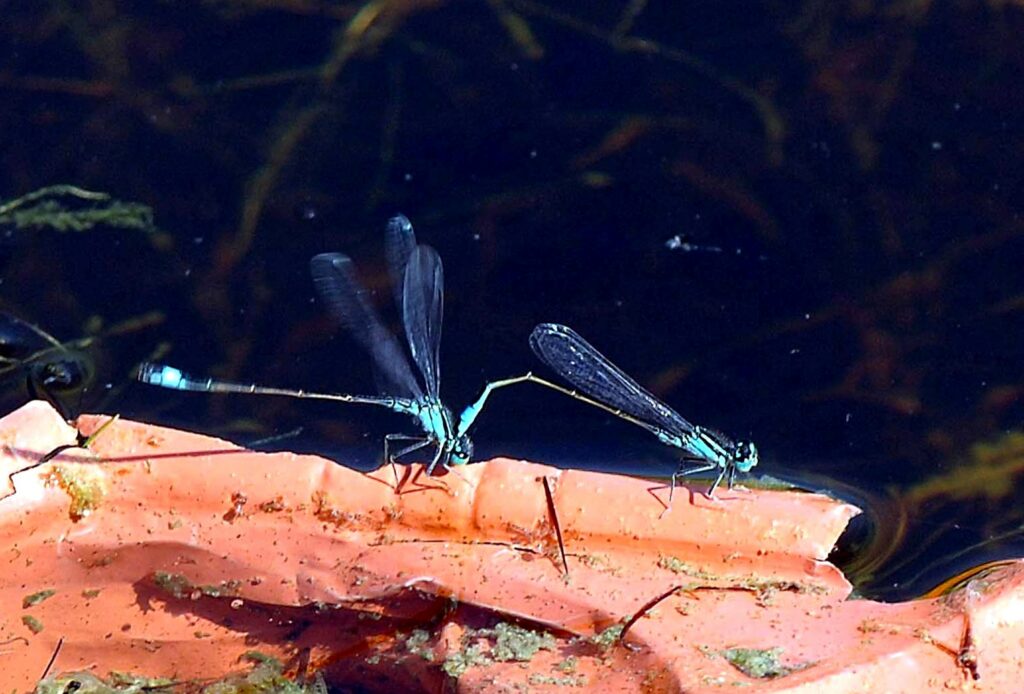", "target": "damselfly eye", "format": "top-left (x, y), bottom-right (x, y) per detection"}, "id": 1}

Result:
top-left (34, 360), bottom-right (87, 390)
top-left (734, 442), bottom-right (759, 472)
top-left (452, 435), bottom-right (474, 465)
